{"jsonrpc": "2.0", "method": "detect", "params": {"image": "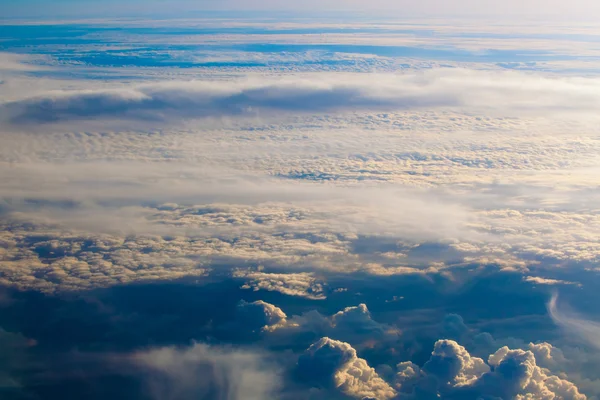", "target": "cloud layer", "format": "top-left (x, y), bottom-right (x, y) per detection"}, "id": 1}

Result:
top-left (2, 16), bottom-right (600, 400)
top-left (3, 70), bottom-right (600, 126)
